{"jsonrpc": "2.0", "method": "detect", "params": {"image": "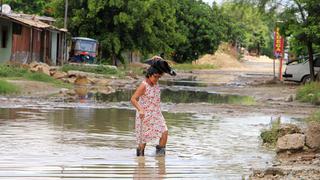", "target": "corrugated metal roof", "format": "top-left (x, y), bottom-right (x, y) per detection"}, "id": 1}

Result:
top-left (0, 13), bottom-right (66, 32)
top-left (9, 15), bottom-right (50, 28)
